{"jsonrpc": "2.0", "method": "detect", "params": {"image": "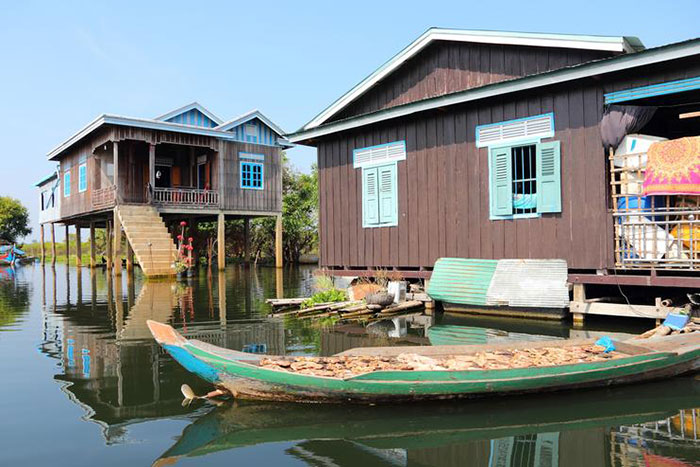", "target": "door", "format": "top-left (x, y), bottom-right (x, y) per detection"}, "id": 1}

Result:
top-left (197, 163), bottom-right (206, 189)
top-left (155, 165), bottom-right (171, 188)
